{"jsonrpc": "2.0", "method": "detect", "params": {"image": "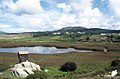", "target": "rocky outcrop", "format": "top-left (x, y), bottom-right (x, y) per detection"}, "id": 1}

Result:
top-left (11, 61), bottom-right (41, 78)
